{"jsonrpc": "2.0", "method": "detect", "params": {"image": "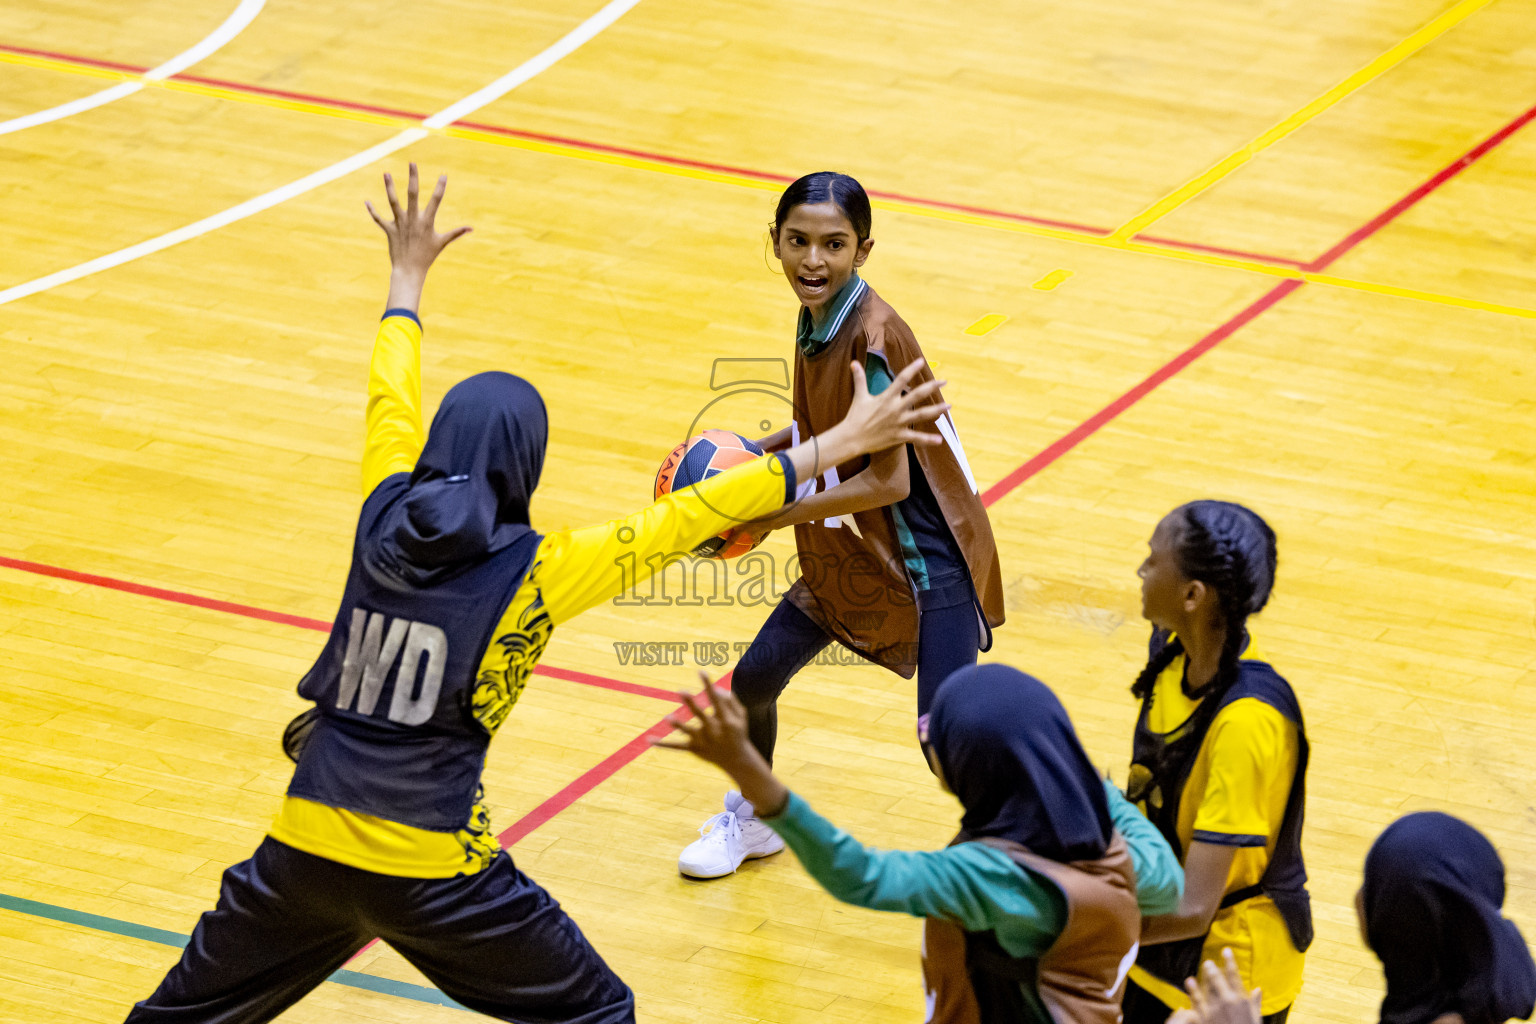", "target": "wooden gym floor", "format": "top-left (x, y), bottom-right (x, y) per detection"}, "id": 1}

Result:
top-left (2, 0), bottom-right (1535, 1020)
